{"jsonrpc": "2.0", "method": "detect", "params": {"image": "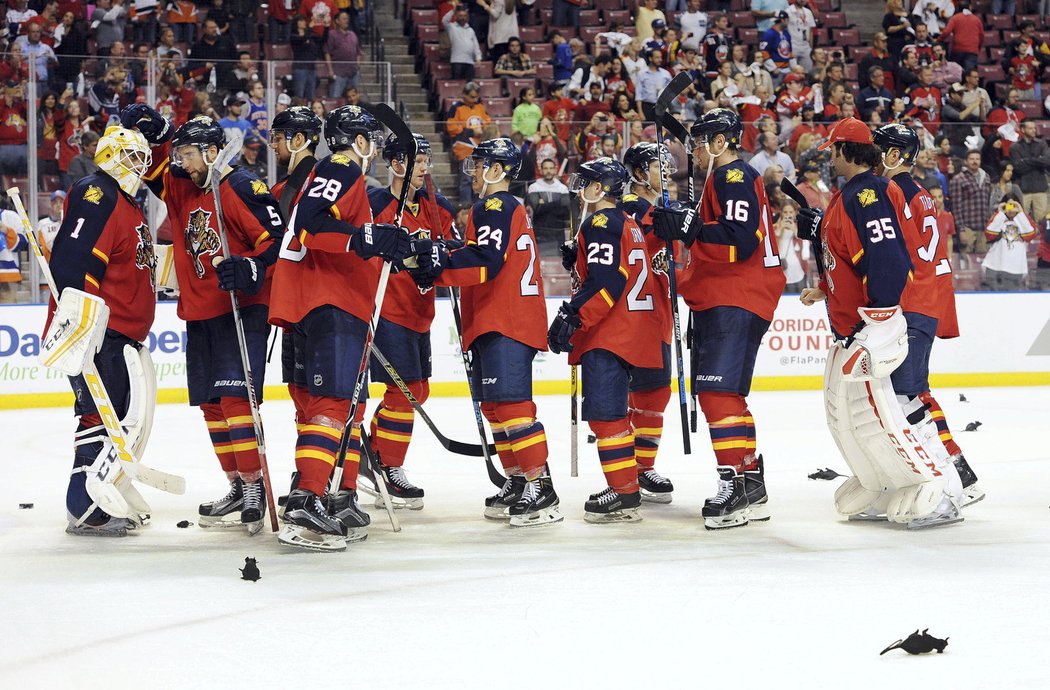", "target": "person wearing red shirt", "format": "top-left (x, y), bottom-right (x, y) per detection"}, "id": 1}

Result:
top-left (904, 66), bottom-right (941, 135)
top-left (541, 81), bottom-right (577, 142)
top-left (937, 0), bottom-right (983, 71)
